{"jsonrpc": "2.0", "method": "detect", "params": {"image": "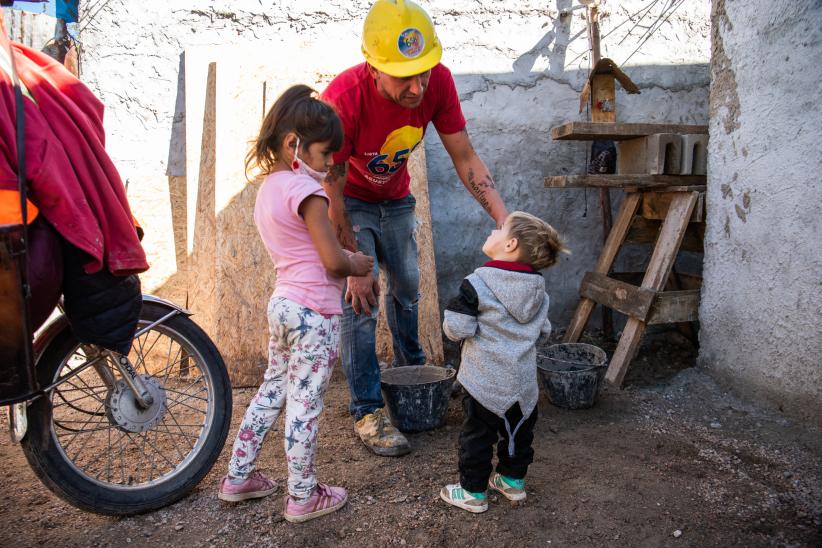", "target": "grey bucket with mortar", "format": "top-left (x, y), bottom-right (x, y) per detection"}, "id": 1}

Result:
top-left (537, 343), bottom-right (608, 409)
top-left (380, 365), bottom-right (456, 433)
